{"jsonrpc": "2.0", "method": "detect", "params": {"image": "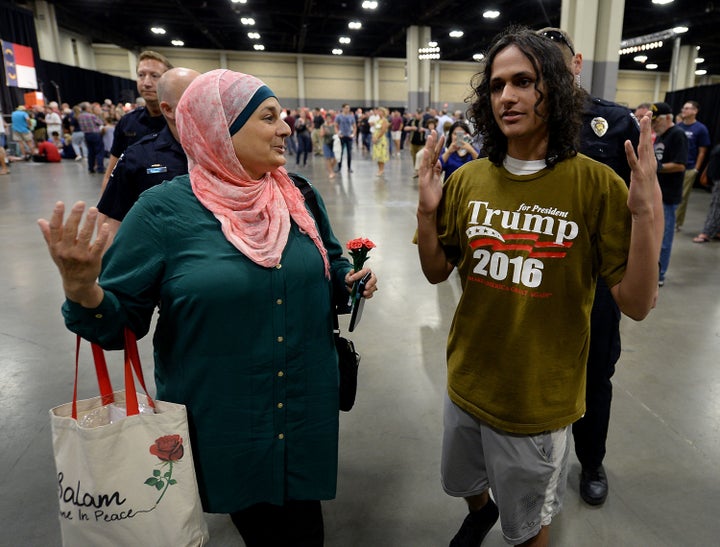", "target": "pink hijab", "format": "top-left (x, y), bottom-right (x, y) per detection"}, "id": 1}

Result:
top-left (176, 69), bottom-right (329, 276)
